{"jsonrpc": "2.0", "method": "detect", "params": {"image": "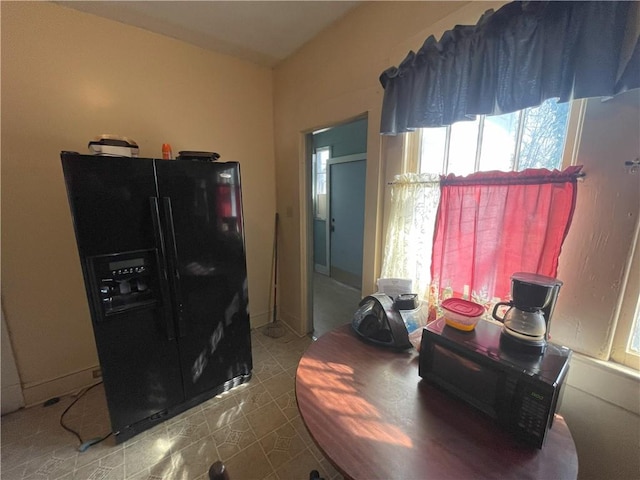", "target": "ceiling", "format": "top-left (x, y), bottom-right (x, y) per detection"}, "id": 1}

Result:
top-left (57, 1), bottom-right (363, 67)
